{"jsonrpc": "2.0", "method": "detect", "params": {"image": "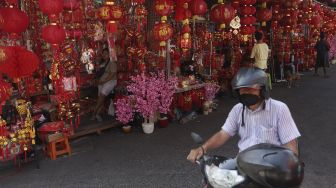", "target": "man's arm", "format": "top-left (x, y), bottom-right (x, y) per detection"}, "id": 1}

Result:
top-left (202, 130), bottom-right (231, 153)
top-left (187, 130), bottom-right (231, 163)
top-left (283, 139), bottom-right (299, 156)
